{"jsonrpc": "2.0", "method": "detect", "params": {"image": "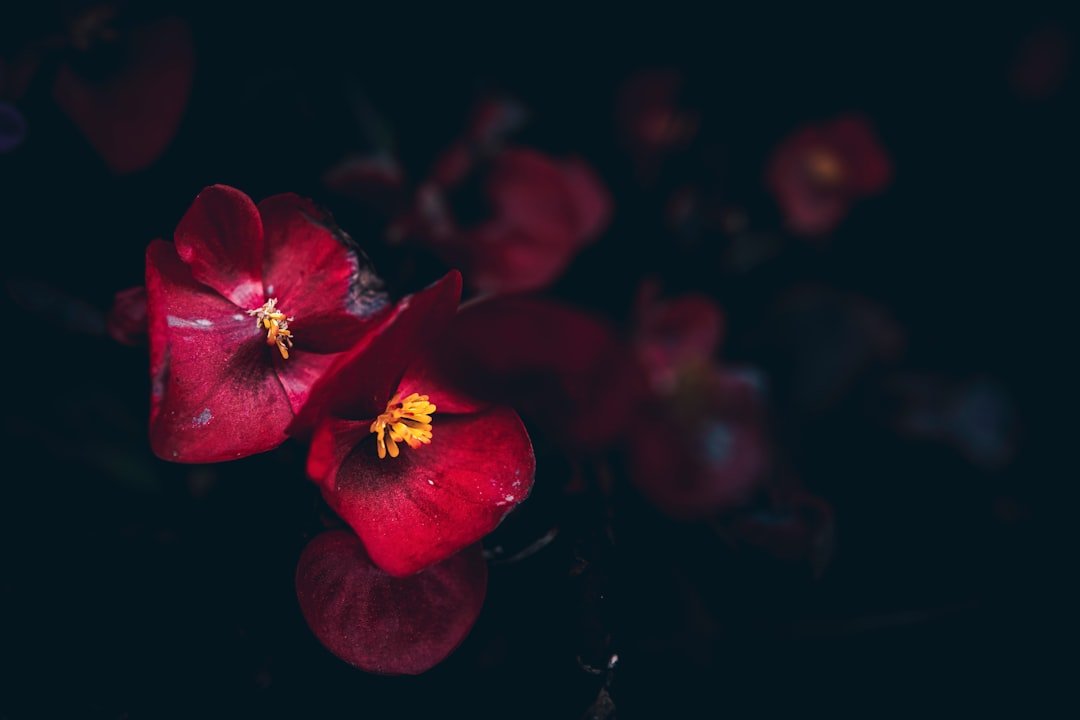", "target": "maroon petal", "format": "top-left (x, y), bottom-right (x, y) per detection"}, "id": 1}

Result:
top-left (429, 296), bottom-right (647, 449)
top-left (52, 17), bottom-right (193, 174)
top-left (560, 157), bottom-right (612, 240)
top-left (296, 531), bottom-right (487, 675)
top-left (460, 221), bottom-right (579, 295)
top-left (275, 350), bottom-right (341, 416)
top-left (317, 407), bottom-right (534, 577)
top-left (628, 367), bottom-right (767, 520)
top-left (636, 290), bottom-right (725, 391)
top-left (106, 285), bottom-right (148, 346)
top-left (259, 193), bottom-right (388, 352)
top-left (146, 240), bottom-right (291, 462)
top-left (174, 185), bottom-right (265, 309)
top-left (826, 115), bottom-right (892, 195)
top-left (487, 147), bottom-right (578, 243)
top-left (288, 271), bottom-right (462, 434)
